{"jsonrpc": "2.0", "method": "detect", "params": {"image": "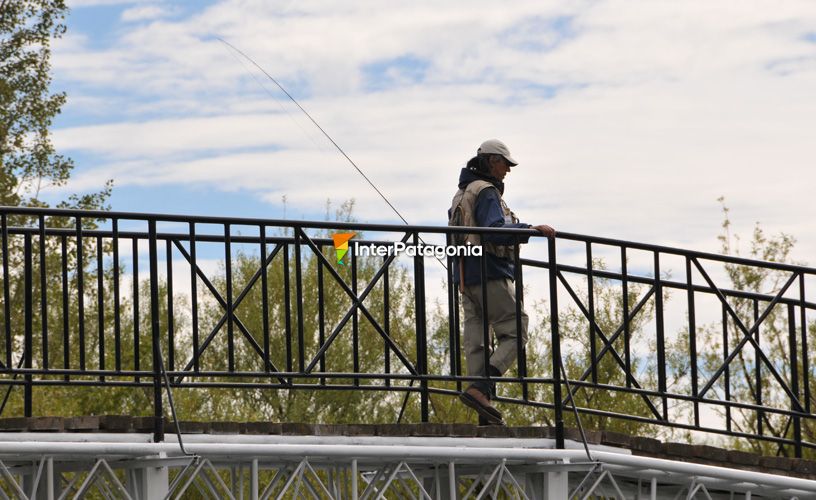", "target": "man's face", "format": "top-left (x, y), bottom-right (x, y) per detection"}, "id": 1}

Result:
top-left (488, 155), bottom-right (512, 182)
